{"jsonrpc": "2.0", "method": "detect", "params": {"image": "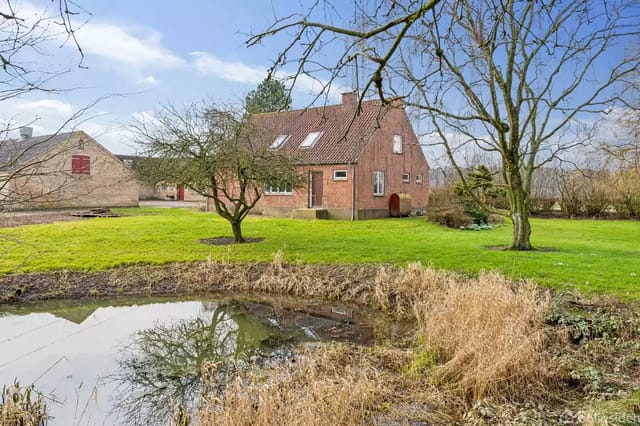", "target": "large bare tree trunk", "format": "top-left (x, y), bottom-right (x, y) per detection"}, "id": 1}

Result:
top-left (509, 189), bottom-right (532, 250)
top-left (507, 166), bottom-right (532, 250)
